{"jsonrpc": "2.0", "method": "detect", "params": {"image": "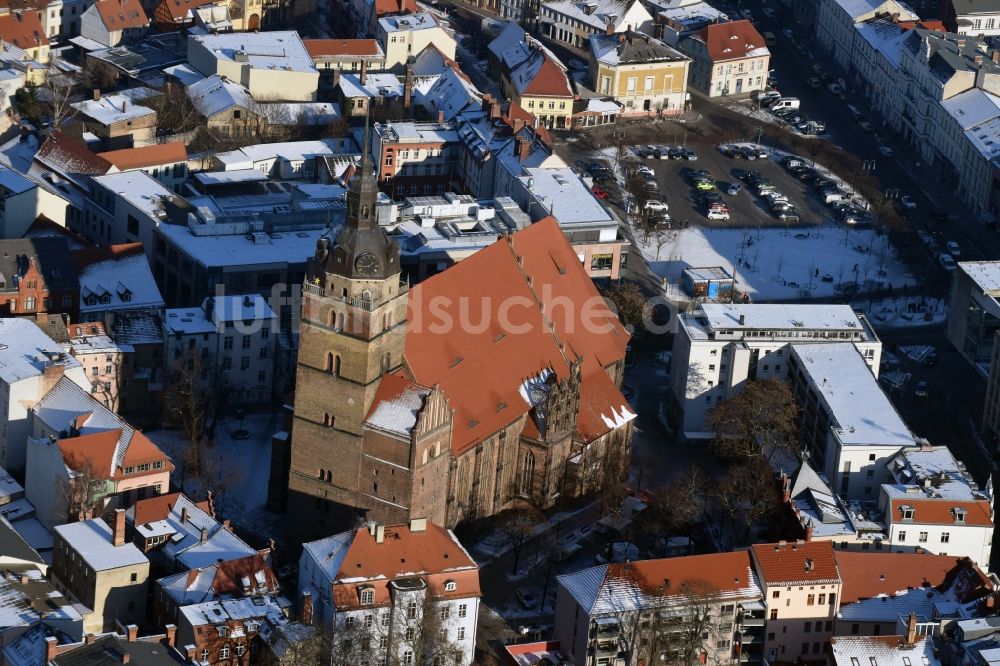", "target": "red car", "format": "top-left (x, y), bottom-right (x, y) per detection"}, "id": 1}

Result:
top-left (591, 186), bottom-right (610, 199)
